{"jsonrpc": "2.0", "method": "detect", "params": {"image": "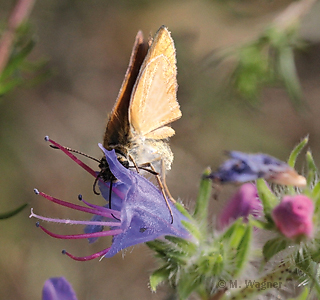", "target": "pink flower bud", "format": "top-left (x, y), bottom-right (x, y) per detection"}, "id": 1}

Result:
top-left (272, 195), bottom-right (314, 239)
top-left (218, 183), bottom-right (262, 229)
